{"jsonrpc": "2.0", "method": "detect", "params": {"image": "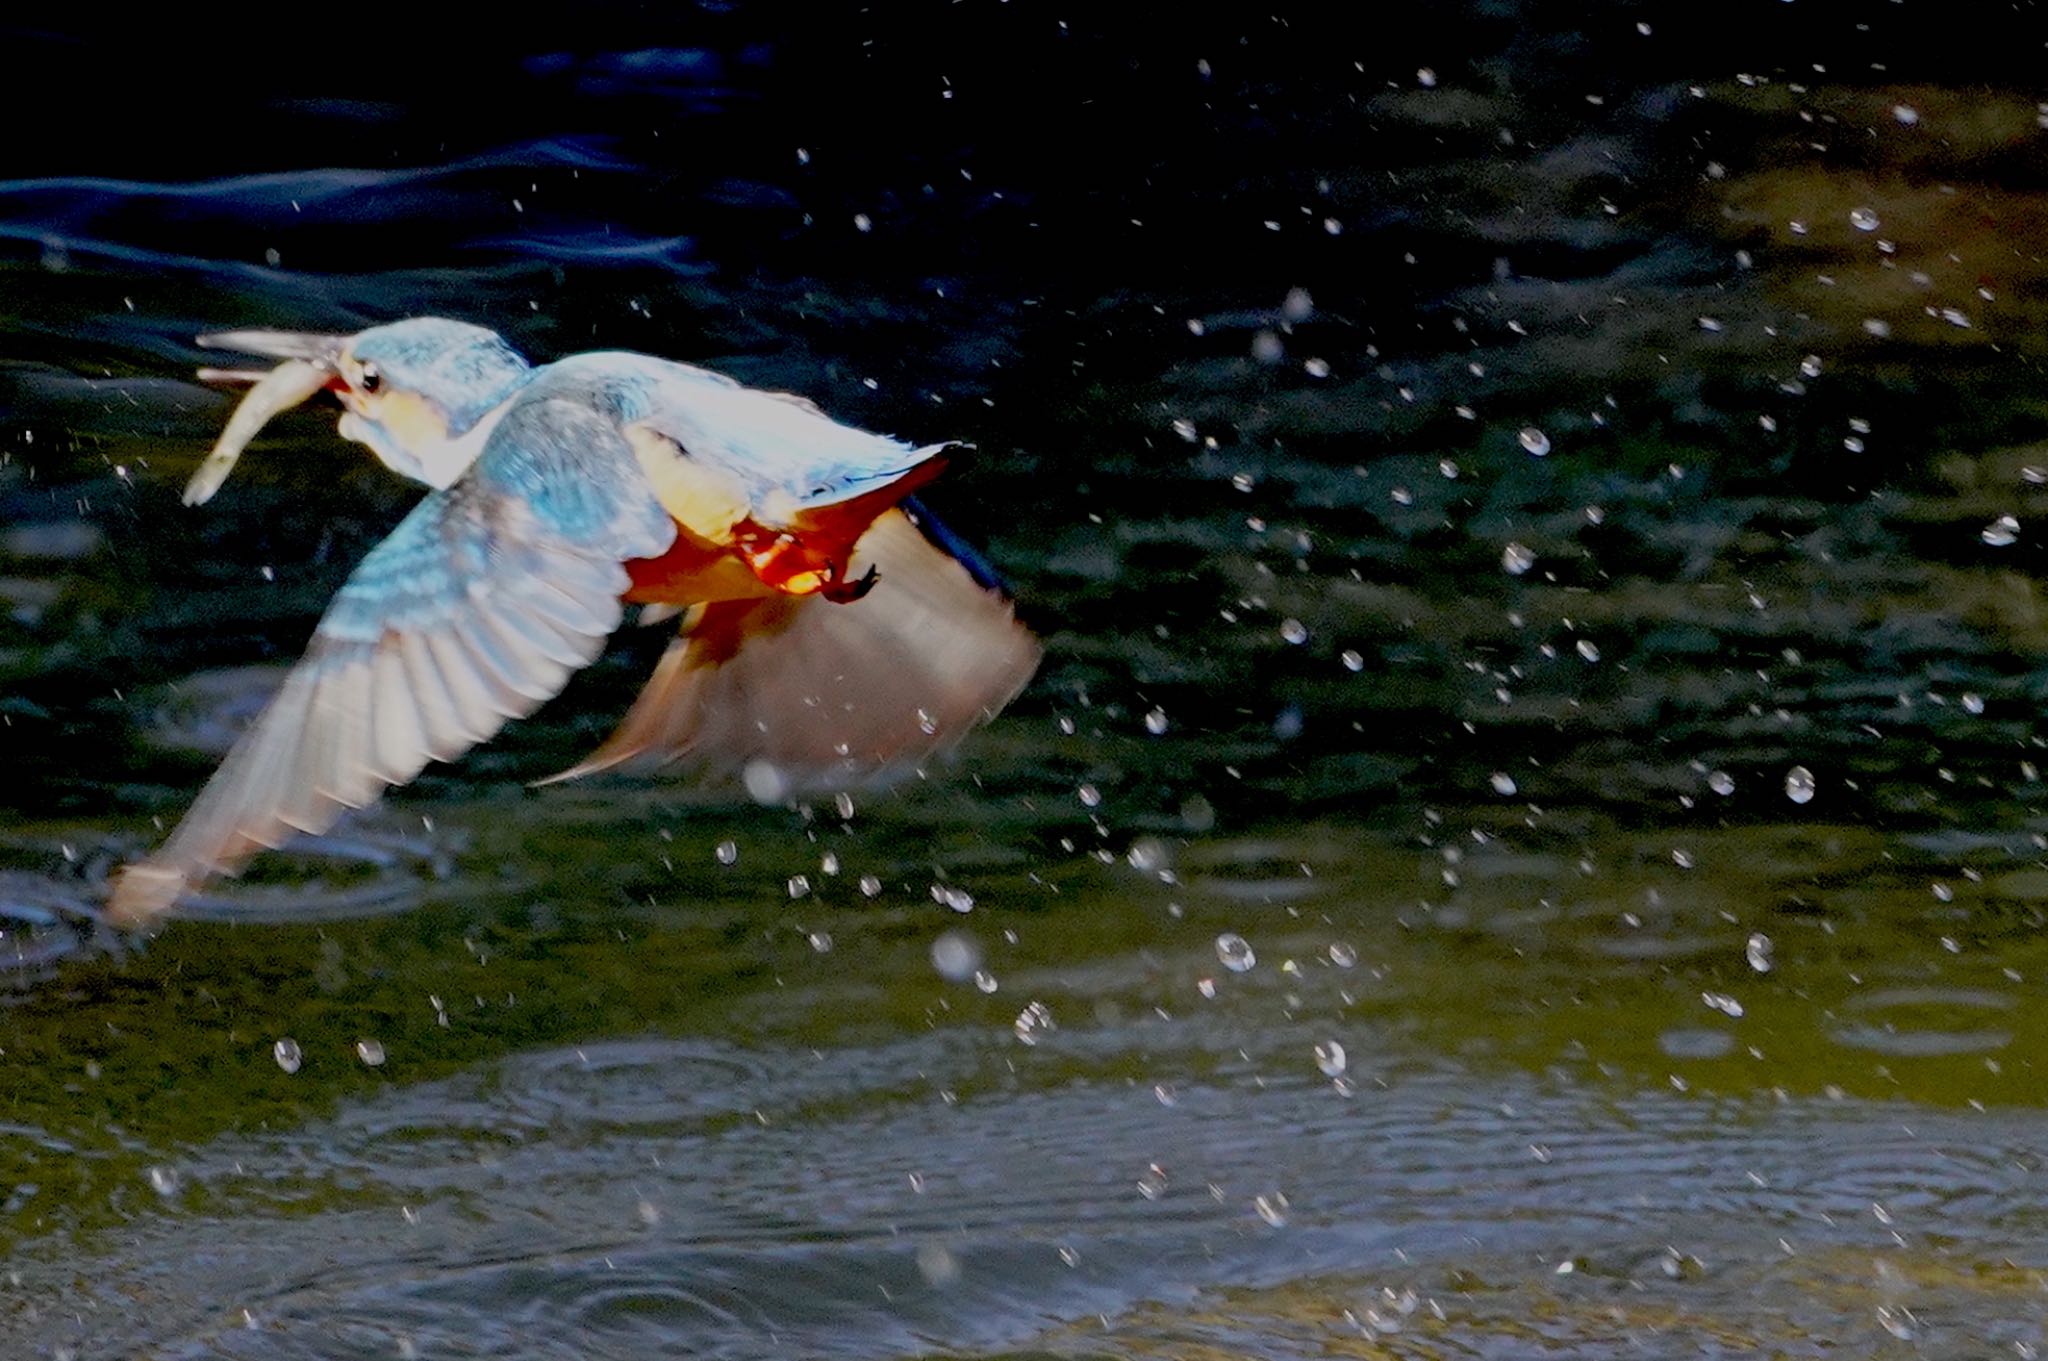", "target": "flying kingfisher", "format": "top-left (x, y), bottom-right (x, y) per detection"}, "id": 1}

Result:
top-left (108, 318), bottom-right (1040, 924)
